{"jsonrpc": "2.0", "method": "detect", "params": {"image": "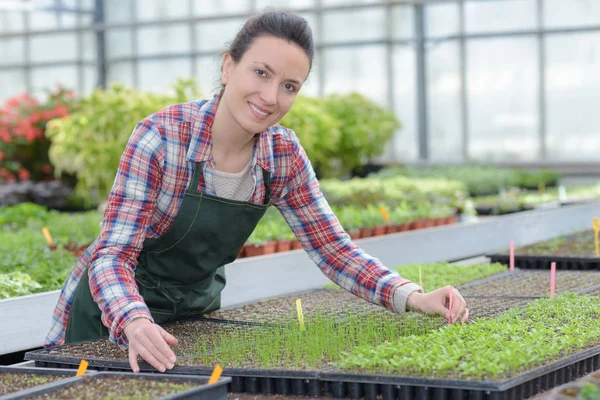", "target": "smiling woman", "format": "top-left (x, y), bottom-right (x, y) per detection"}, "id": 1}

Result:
top-left (44, 10), bottom-right (469, 376)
